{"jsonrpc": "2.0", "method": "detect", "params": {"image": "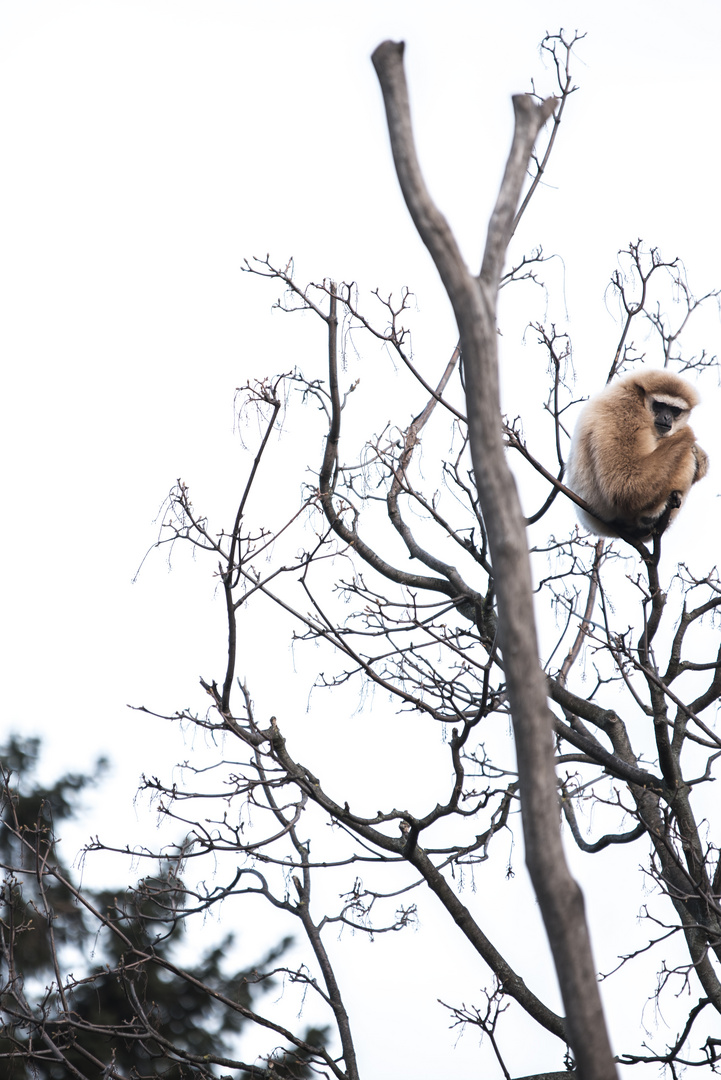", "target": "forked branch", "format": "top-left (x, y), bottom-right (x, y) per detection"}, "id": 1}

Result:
top-left (372, 38), bottom-right (617, 1080)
